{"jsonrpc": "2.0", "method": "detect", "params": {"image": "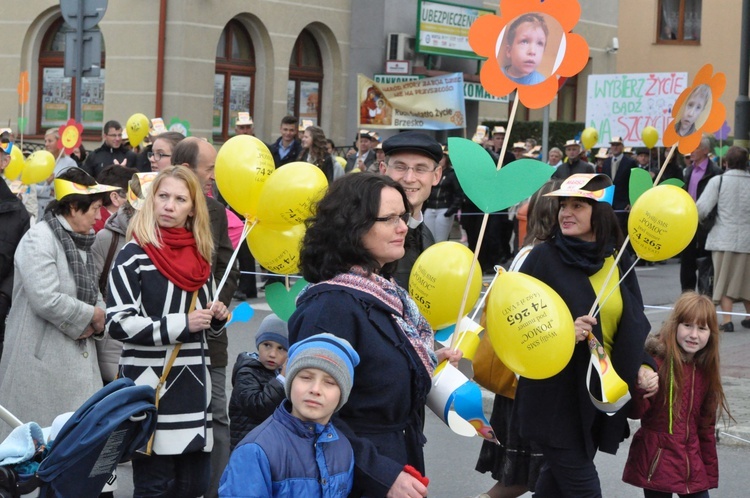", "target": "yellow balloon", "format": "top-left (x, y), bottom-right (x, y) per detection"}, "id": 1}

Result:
top-left (486, 271), bottom-right (575, 380)
top-left (580, 127), bottom-right (599, 150)
top-left (5, 145), bottom-right (24, 180)
top-left (334, 155), bottom-right (347, 170)
top-left (641, 126), bottom-right (659, 149)
top-left (408, 242), bottom-right (483, 330)
top-left (628, 184), bottom-right (697, 261)
top-left (126, 113), bottom-right (150, 147)
top-left (247, 223), bottom-right (305, 275)
top-left (215, 135), bottom-right (275, 218)
top-left (256, 161), bottom-right (328, 228)
top-left (21, 150), bottom-right (55, 185)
